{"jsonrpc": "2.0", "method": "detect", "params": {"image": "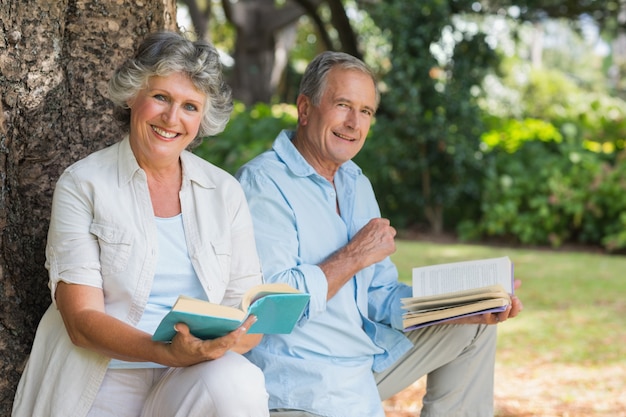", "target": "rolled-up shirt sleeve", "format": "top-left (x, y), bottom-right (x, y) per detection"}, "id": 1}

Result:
top-left (46, 170), bottom-right (104, 303)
